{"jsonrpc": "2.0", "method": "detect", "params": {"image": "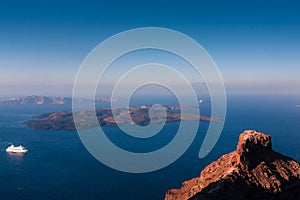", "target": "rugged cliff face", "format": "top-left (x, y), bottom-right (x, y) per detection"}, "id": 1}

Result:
top-left (165, 130), bottom-right (300, 200)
